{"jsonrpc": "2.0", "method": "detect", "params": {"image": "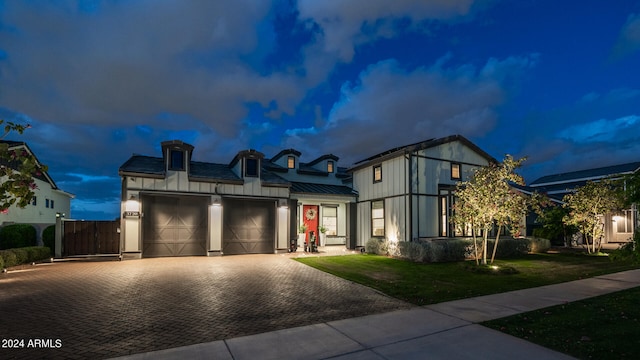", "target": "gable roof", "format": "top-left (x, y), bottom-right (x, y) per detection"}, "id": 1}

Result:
top-left (0, 140), bottom-right (61, 190)
top-left (348, 134), bottom-right (496, 172)
top-left (290, 182), bottom-right (357, 196)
